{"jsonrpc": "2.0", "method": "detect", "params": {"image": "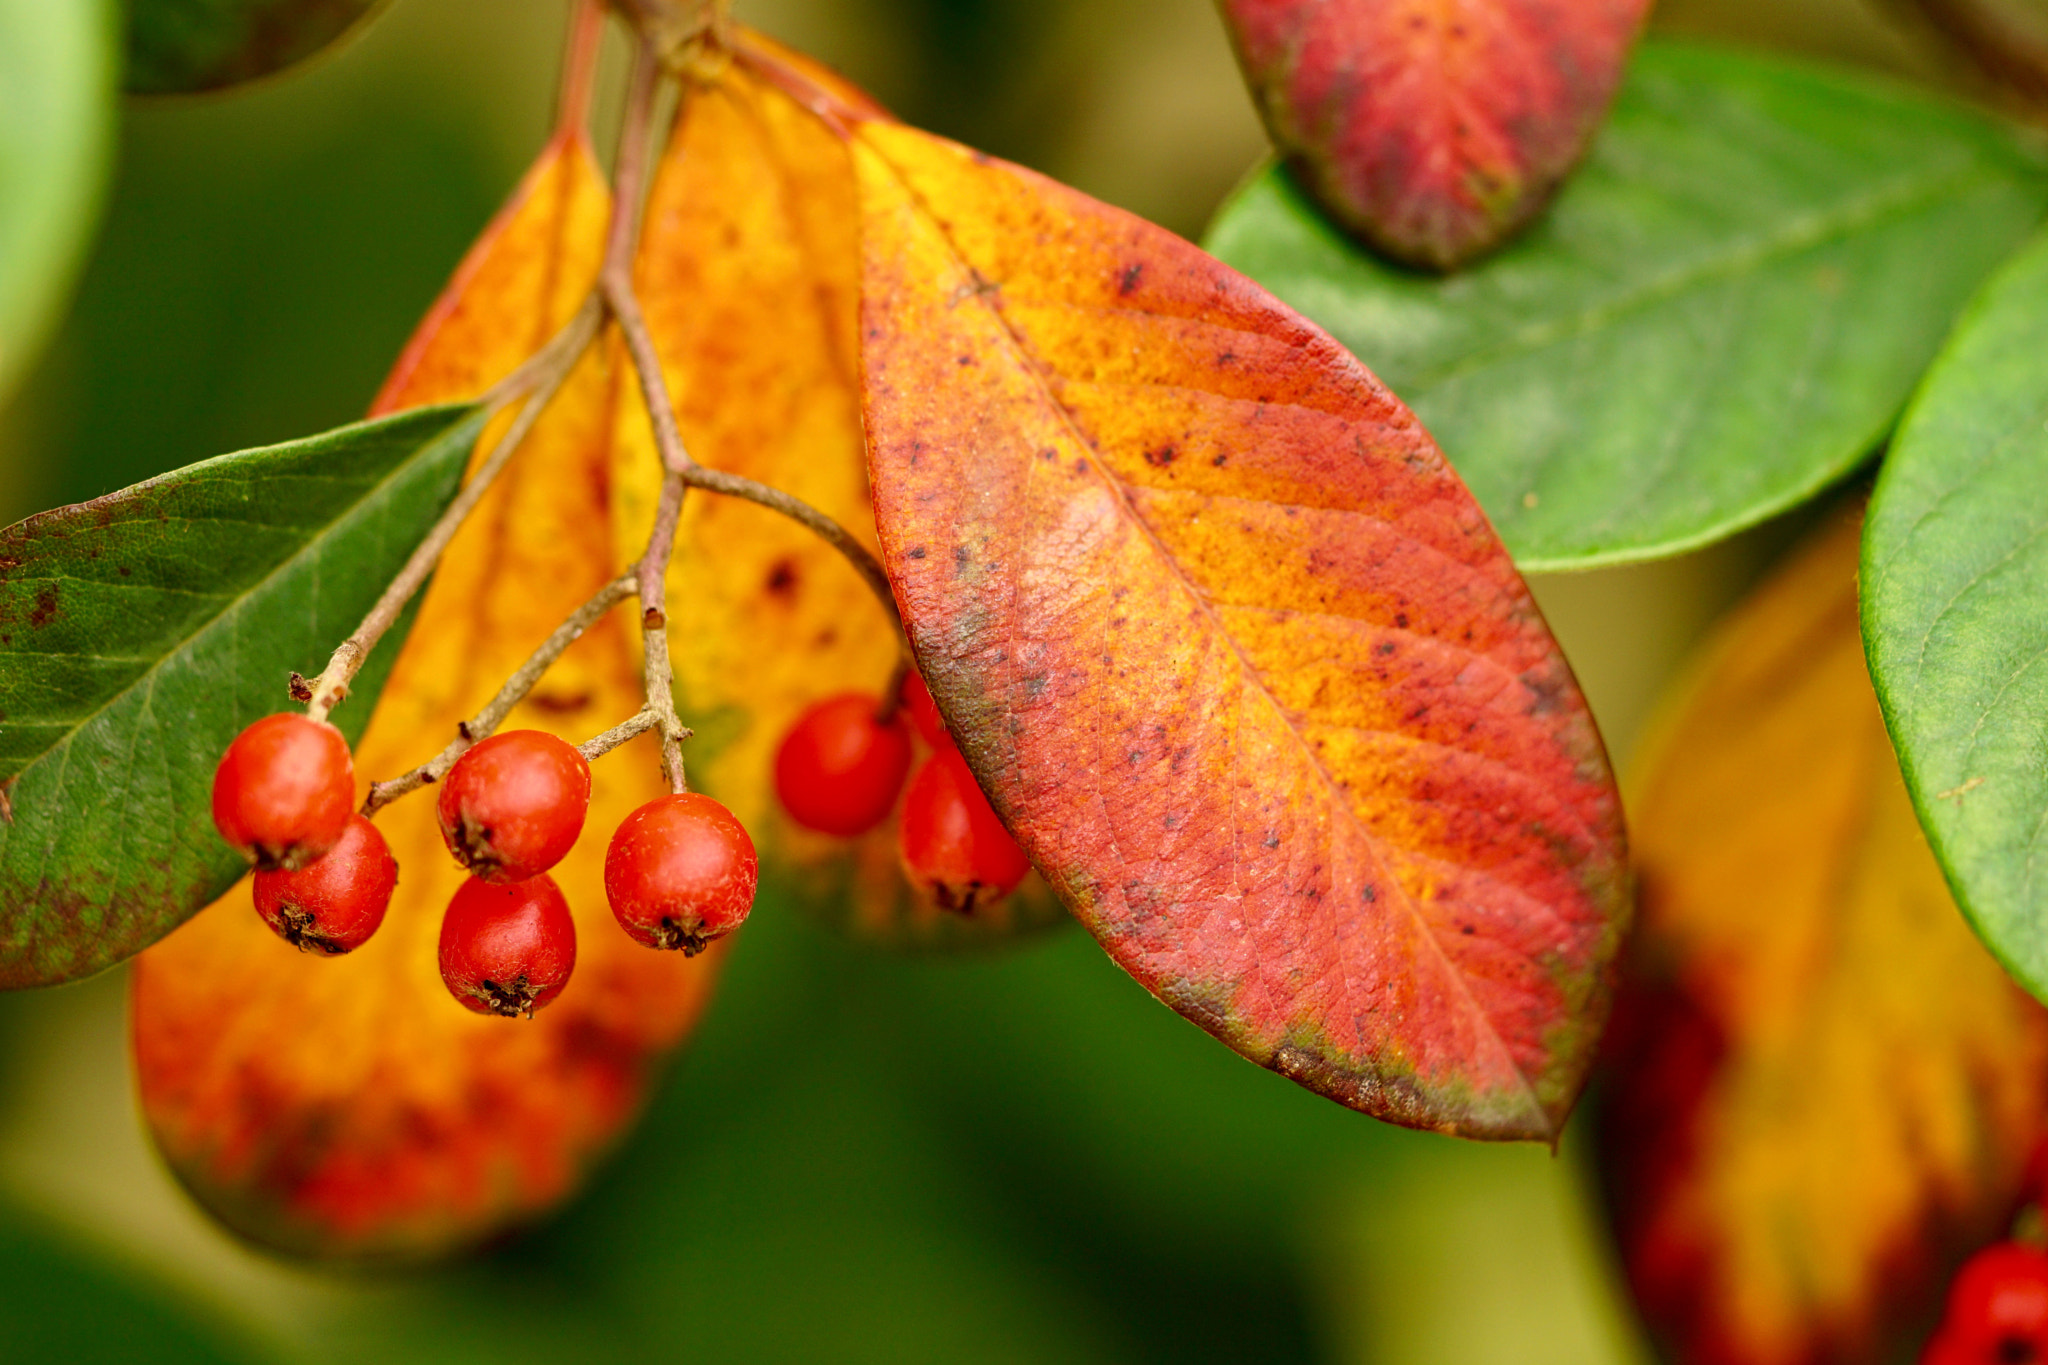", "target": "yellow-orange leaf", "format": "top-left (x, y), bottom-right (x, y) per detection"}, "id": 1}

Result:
top-left (615, 39), bottom-right (1065, 948)
top-left (811, 76), bottom-right (1628, 1138)
top-left (1599, 511), bottom-right (2048, 1364)
top-left (130, 130), bottom-right (718, 1260)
